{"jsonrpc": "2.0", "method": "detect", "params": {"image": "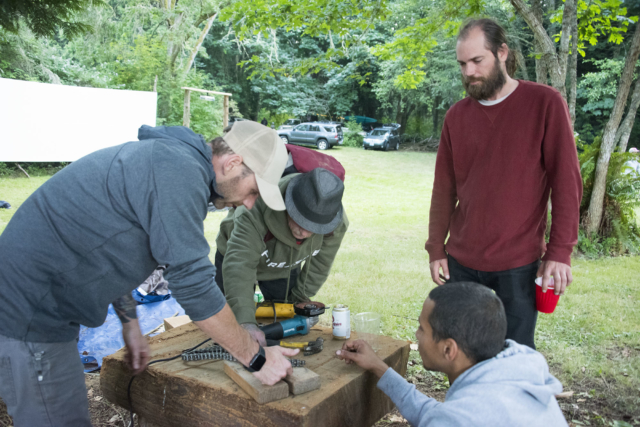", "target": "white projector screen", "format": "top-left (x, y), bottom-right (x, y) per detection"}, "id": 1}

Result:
top-left (0, 78), bottom-right (157, 162)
